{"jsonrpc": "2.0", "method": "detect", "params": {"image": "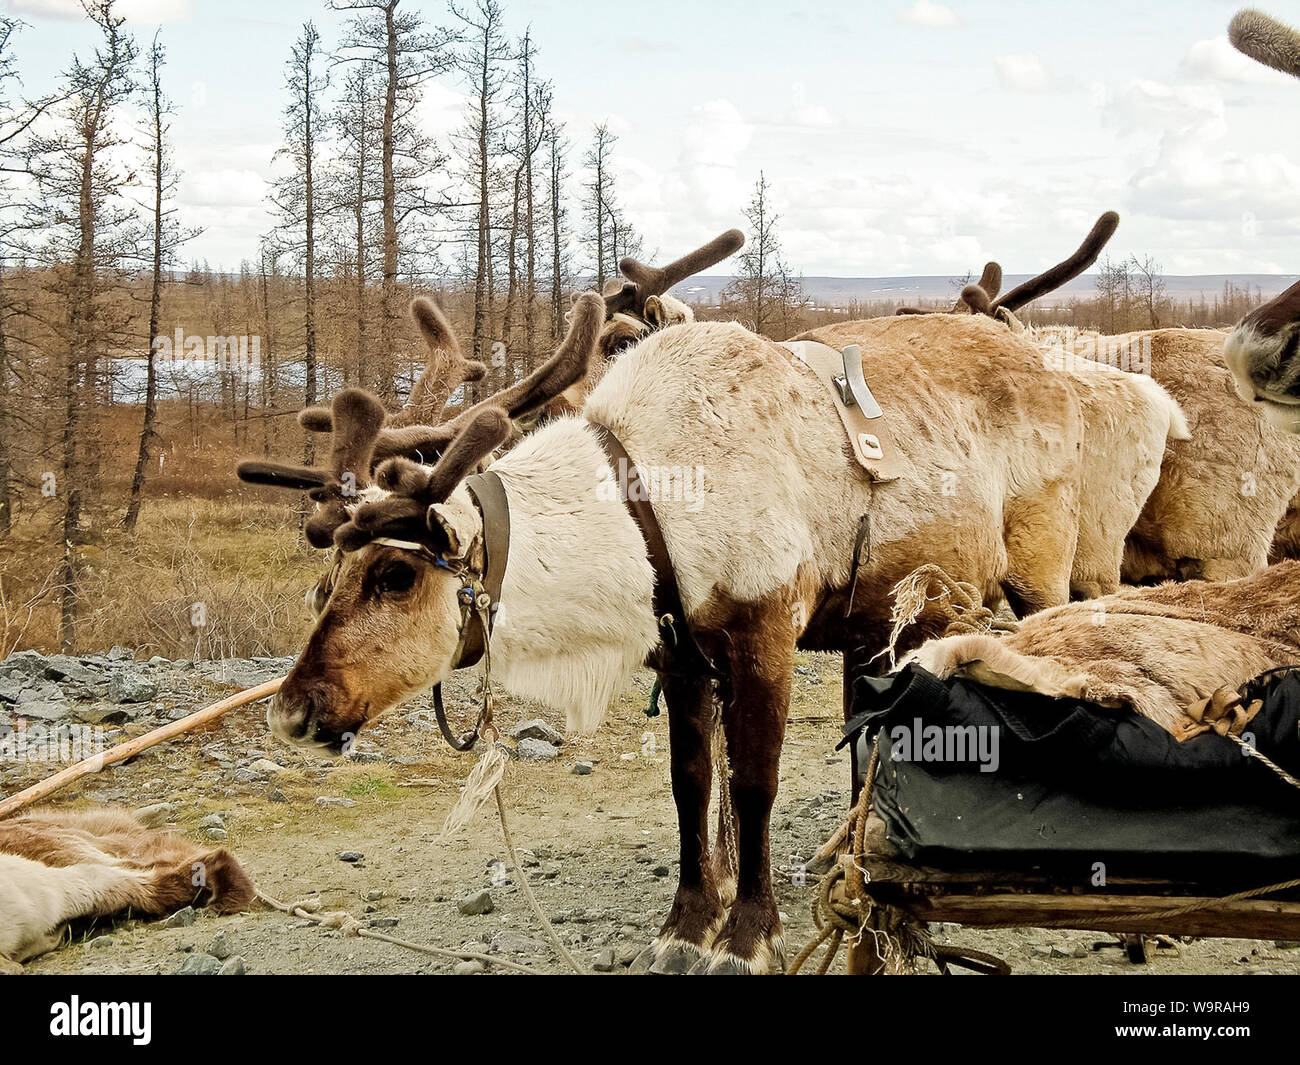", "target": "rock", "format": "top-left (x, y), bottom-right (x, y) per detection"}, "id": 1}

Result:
top-left (107, 646), bottom-right (134, 662)
top-left (207, 931), bottom-right (233, 960)
top-left (86, 935), bottom-right (119, 950)
top-left (42, 655), bottom-right (102, 686)
top-left (74, 706), bottom-right (134, 725)
top-left (175, 953), bottom-right (221, 975)
top-left (107, 672), bottom-right (159, 703)
top-left (197, 813), bottom-right (226, 830)
top-left (651, 865), bottom-right (670, 878)
top-left (617, 944), bottom-right (640, 966)
top-left (250, 758), bottom-right (282, 775)
top-left (1, 650), bottom-right (48, 677)
top-left (218, 955), bottom-right (246, 975)
top-left (1274, 940), bottom-right (1300, 950)
top-left (453, 960), bottom-right (486, 975)
top-left (0, 675), bottom-right (22, 703)
top-left (509, 718), bottom-right (564, 746)
top-left (268, 788), bottom-right (289, 803)
top-left (592, 948), bottom-right (618, 972)
top-left (132, 803), bottom-right (178, 827)
top-left (161, 906), bottom-right (197, 928)
top-left (515, 738), bottom-right (559, 762)
top-left (338, 850), bottom-right (364, 863)
top-left (368, 917), bottom-right (399, 929)
top-left (16, 700), bottom-right (69, 721)
top-left (571, 760), bottom-right (594, 776)
top-left (490, 930), bottom-right (546, 955)
top-left (316, 796), bottom-right (356, 809)
top-left (458, 890), bottom-right (494, 916)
